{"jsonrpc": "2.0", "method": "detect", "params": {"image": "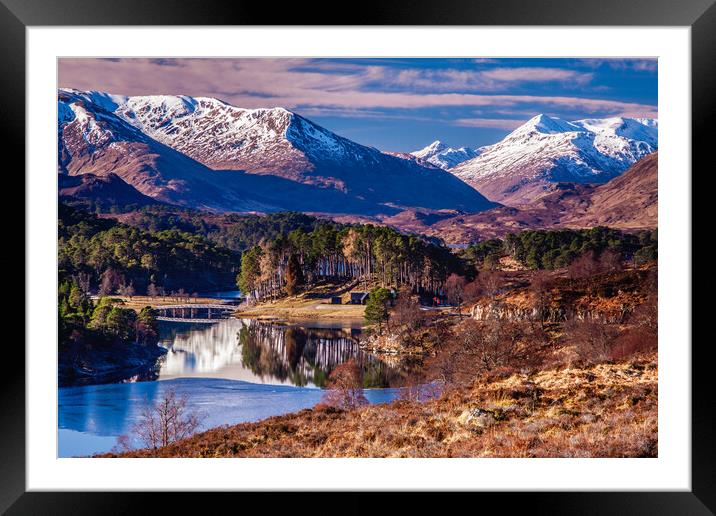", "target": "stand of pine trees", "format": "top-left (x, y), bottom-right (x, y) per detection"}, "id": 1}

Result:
top-left (237, 224), bottom-right (463, 301)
